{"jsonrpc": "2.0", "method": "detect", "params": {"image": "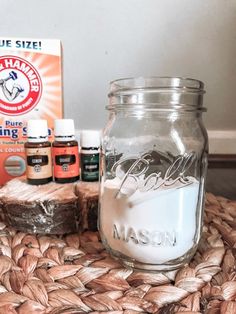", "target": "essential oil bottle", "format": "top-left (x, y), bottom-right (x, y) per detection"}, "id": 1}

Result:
top-left (80, 130), bottom-right (100, 182)
top-left (52, 119), bottom-right (80, 183)
top-left (25, 119), bottom-right (52, 185)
